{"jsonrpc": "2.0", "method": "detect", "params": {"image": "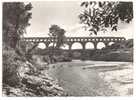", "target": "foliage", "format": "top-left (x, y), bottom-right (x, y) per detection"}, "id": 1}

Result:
top-left (48, 25), bottom-right (66, 48)
top-left (2, 2), bottom-right (33, 87)
top-left (91, 39), bottom-right (133, 61)
top-left (3, 48), bottom-right (22, 86)
top-left (79, 1), bottom-right (133, 35)
top-left (3, 2), bottom-right (32, 48)
top-left (2, 41), bottom-right (38, 87)
top-left (16, 40), bottom-right (38, 62)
